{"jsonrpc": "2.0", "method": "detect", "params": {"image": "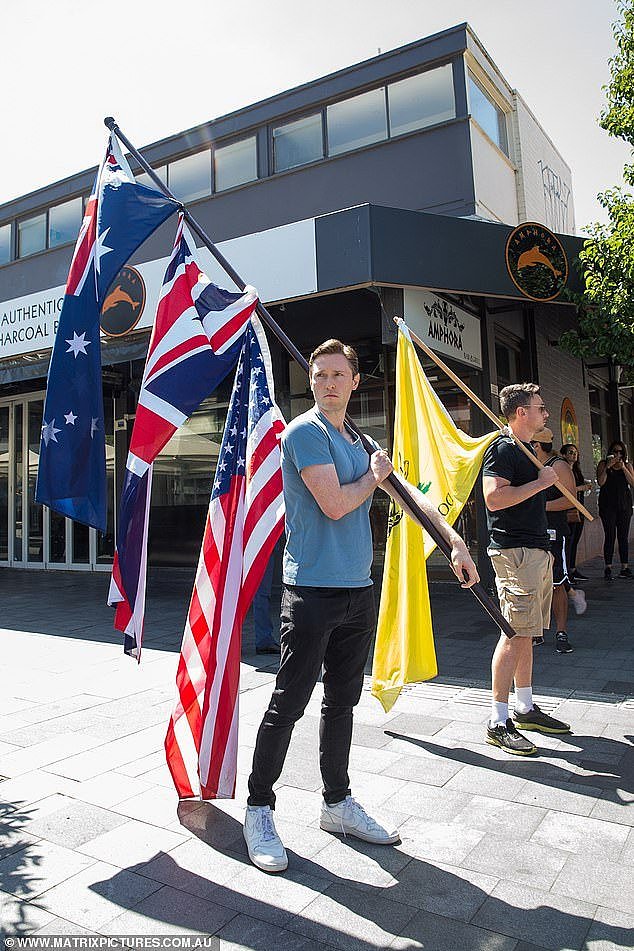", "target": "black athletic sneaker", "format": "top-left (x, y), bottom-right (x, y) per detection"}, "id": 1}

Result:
top-left (532, 635), bottom-right (544, 647)
top-left (619, 567), bottom-right (633, 579)
top-left (513, 703), bottom-right (571, 735)
top-left (555, 632), bottom-right (574, 654)
top-left (571, 570), bottom-right (588, 582)
top-left (605, 566), bottom-right (613, 583)
top-left (486, 719), bottom-right (537, 756)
